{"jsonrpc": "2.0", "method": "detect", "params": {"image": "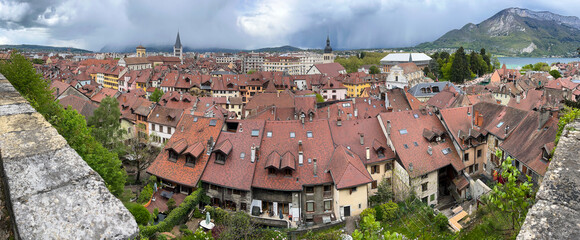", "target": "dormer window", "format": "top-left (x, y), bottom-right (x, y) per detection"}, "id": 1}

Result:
top-left (216, 152), bottom-right (226, 164)
top-left (268, 168), bottom-right (276, 175)
top-left (377, 149), bottom-right (385, 158)
top-left (185, 155), bottom-right (196, 167)
top-left (284, 168), bottom-right (292, 176)
top-left (168, 150), bottom-right (178, 162)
